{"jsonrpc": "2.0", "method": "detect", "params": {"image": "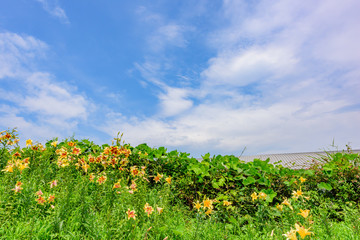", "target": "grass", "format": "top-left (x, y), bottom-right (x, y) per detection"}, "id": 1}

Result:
top-left (1, 129), bottom-right (360, 239)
